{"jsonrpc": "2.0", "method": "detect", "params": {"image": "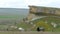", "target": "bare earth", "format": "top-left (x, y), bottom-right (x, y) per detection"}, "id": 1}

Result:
top-left (0, 31), bottom-right (60, 34)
